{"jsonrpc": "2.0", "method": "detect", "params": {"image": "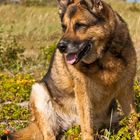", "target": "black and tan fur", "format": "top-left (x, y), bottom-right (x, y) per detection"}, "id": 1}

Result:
top-left (2, 0), bottom-right (137, 140)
